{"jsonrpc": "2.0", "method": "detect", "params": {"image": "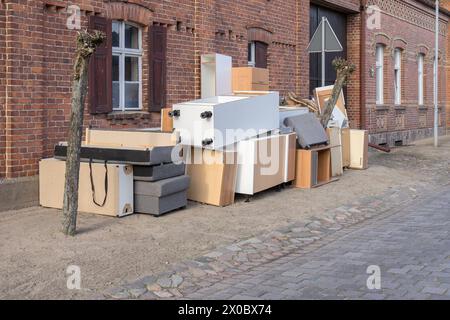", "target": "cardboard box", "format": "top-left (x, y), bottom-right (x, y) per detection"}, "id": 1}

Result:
top-left (185, 147), bottom-right (237, 206)
top-left (294, 146), bottom-right (331, 189)
top-left (349, 129), bottom-right (368, 169)
top-left (39, 158), bottom-right (133, 217)
top-left (232, 67), bottom-right (269, 92)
